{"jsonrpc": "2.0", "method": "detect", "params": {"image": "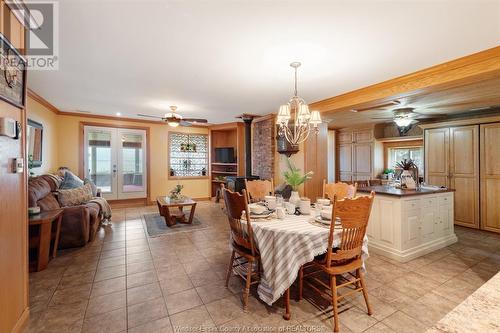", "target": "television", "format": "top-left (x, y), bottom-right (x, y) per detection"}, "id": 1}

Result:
top-left (215, 147), bottom-right (235, 163)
